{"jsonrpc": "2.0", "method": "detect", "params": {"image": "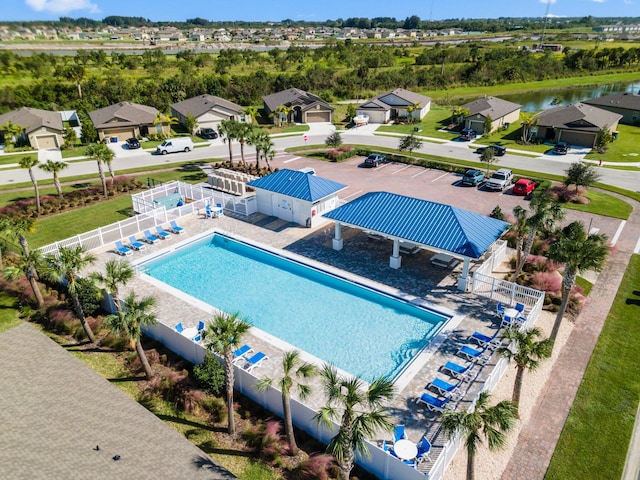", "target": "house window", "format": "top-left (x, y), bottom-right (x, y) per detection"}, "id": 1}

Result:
top-left (156, 124), bottom-right (163, 134)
